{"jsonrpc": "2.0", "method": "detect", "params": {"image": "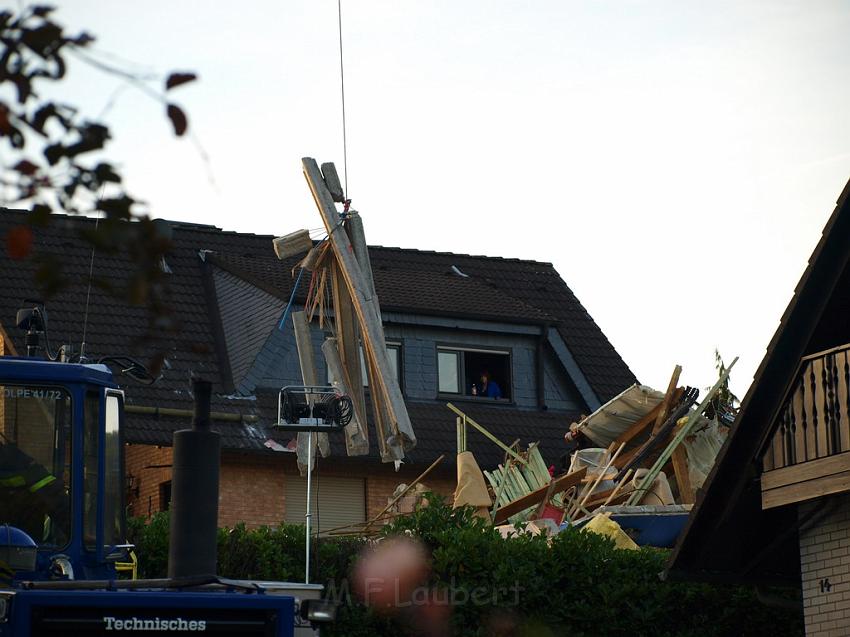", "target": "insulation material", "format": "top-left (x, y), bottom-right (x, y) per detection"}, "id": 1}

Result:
top-left (630, 469), bottom-right (675, 506)
top-left (454, 451), bottom-right (492, 517)
top-left (575, 384), bottom-right (666, 447)
top-left (683, 420), bottom-right (729, 491)
top-left (583, 513), bottom-right (639, 550)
